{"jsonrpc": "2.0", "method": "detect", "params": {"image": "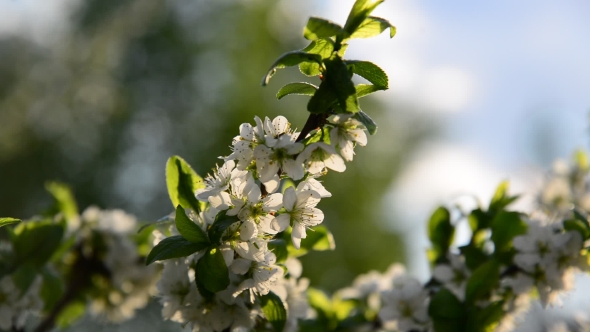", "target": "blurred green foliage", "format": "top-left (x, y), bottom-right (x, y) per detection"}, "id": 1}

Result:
top-left (0, 0), bottom-right (437, 329)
